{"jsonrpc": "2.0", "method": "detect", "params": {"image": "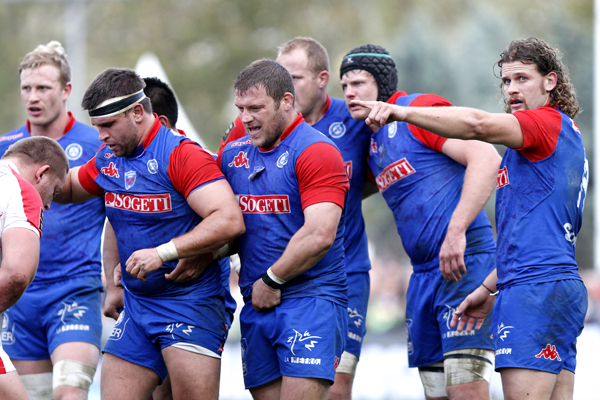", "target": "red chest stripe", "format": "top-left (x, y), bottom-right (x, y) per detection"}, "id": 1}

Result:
top-left (105, 192), bottom-right (172, 213)
top-left (237, 195), bottom-right (291, 214)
